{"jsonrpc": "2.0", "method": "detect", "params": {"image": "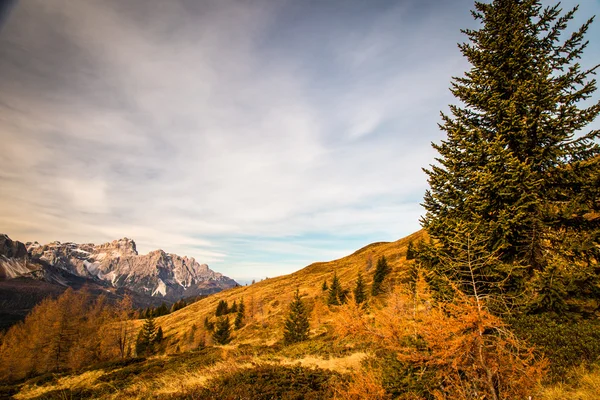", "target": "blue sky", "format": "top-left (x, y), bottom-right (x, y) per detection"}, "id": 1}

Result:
top-left (0, 0), bottom-right (598, 283)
